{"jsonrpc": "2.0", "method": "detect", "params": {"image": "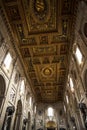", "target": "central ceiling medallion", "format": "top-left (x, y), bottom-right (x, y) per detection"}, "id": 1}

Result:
top-left (41, 67), bottom-right (53, 78)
